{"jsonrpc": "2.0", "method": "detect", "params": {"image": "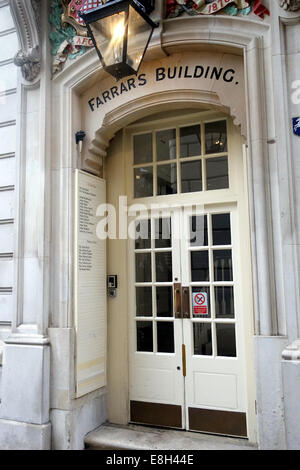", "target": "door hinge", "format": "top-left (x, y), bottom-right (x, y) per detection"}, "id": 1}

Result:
top-left (182, 344), bottom-right (186, 377)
